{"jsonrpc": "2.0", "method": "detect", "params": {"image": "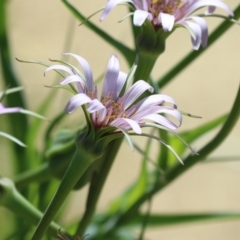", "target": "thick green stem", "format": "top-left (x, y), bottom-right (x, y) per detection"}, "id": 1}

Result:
top-left (108, 84), bottom-right (240, 230)
top-left (134, 22), bottom-right (167, 83)
top-left (75, 138), bottom-right (123, 236)
top-left (0, 178), bottom-right (67, 238)
top-left (31, 141), bottom-right (99, 240)
top-left (158, 4), bottom-right (240, 88)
